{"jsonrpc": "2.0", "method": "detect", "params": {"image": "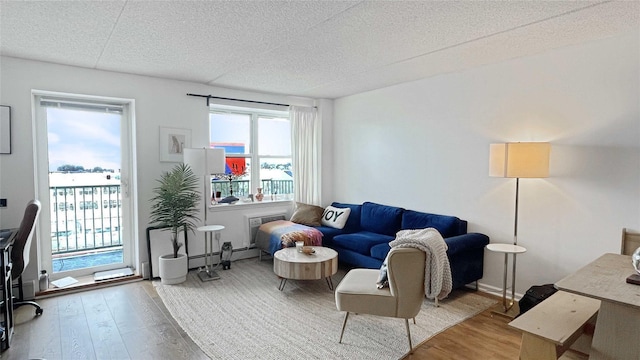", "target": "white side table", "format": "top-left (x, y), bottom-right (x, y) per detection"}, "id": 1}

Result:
top-left (486, 243), bottom-right (527, 315)
top-left (197, 225), bottom-right (225, 282)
